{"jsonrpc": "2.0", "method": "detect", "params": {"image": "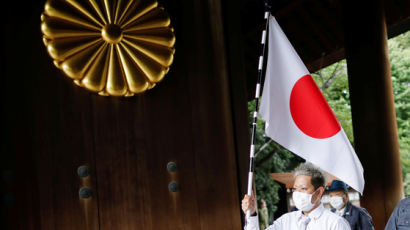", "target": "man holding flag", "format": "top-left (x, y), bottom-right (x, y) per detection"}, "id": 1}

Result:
top-left (242, 13), bottom-right (365, 230)
top-left (242, 162), bottom-right (351, 230)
